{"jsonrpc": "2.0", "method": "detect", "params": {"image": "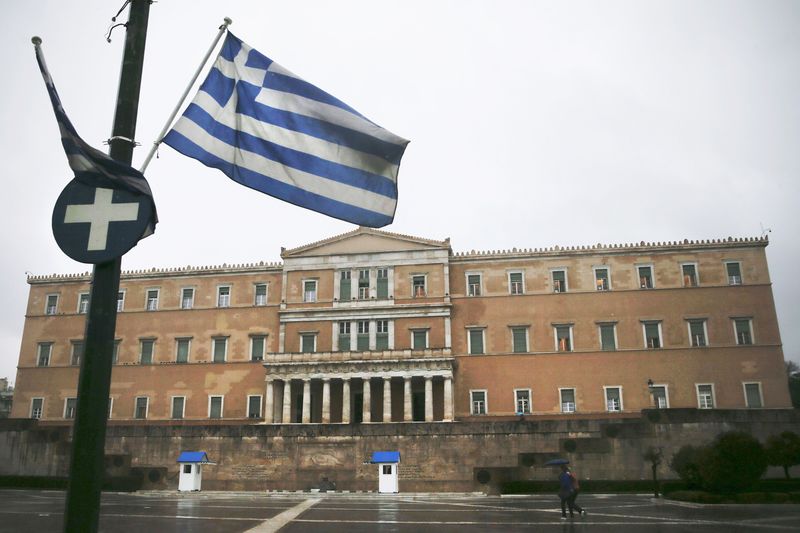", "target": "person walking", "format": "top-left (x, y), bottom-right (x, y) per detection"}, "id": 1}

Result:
top-left (558, 464), bottom-right (574, 519)
top-left (567, 467), bottom-right (586, 517)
